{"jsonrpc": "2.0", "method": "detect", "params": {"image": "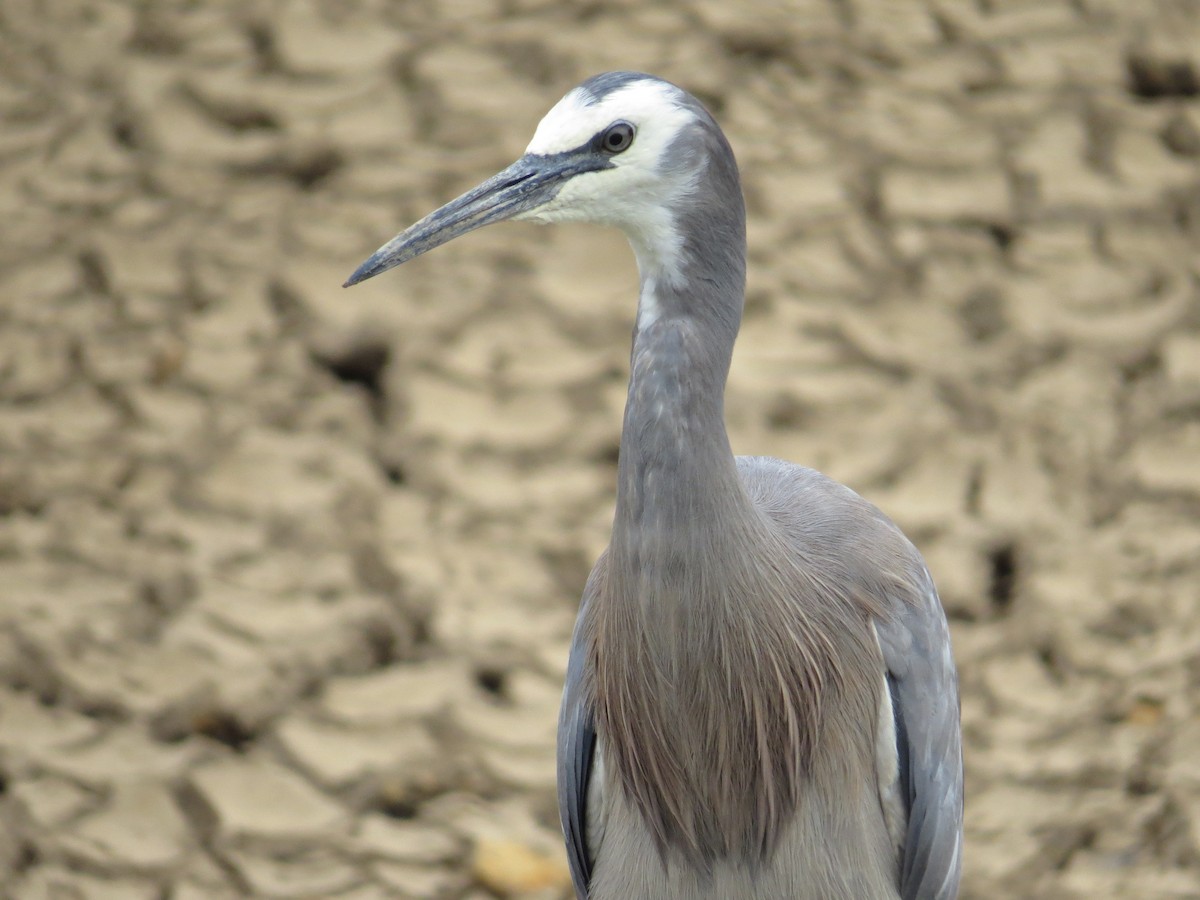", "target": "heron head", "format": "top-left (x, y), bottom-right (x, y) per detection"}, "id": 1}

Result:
top-left (344, 72), bottom-right (712, 287)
